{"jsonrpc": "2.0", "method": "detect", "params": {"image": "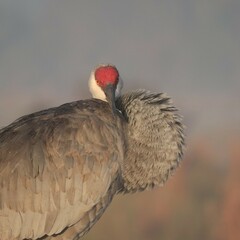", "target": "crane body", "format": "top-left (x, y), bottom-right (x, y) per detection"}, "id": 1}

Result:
top-left (0, 65), bottom-right (185, 239)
